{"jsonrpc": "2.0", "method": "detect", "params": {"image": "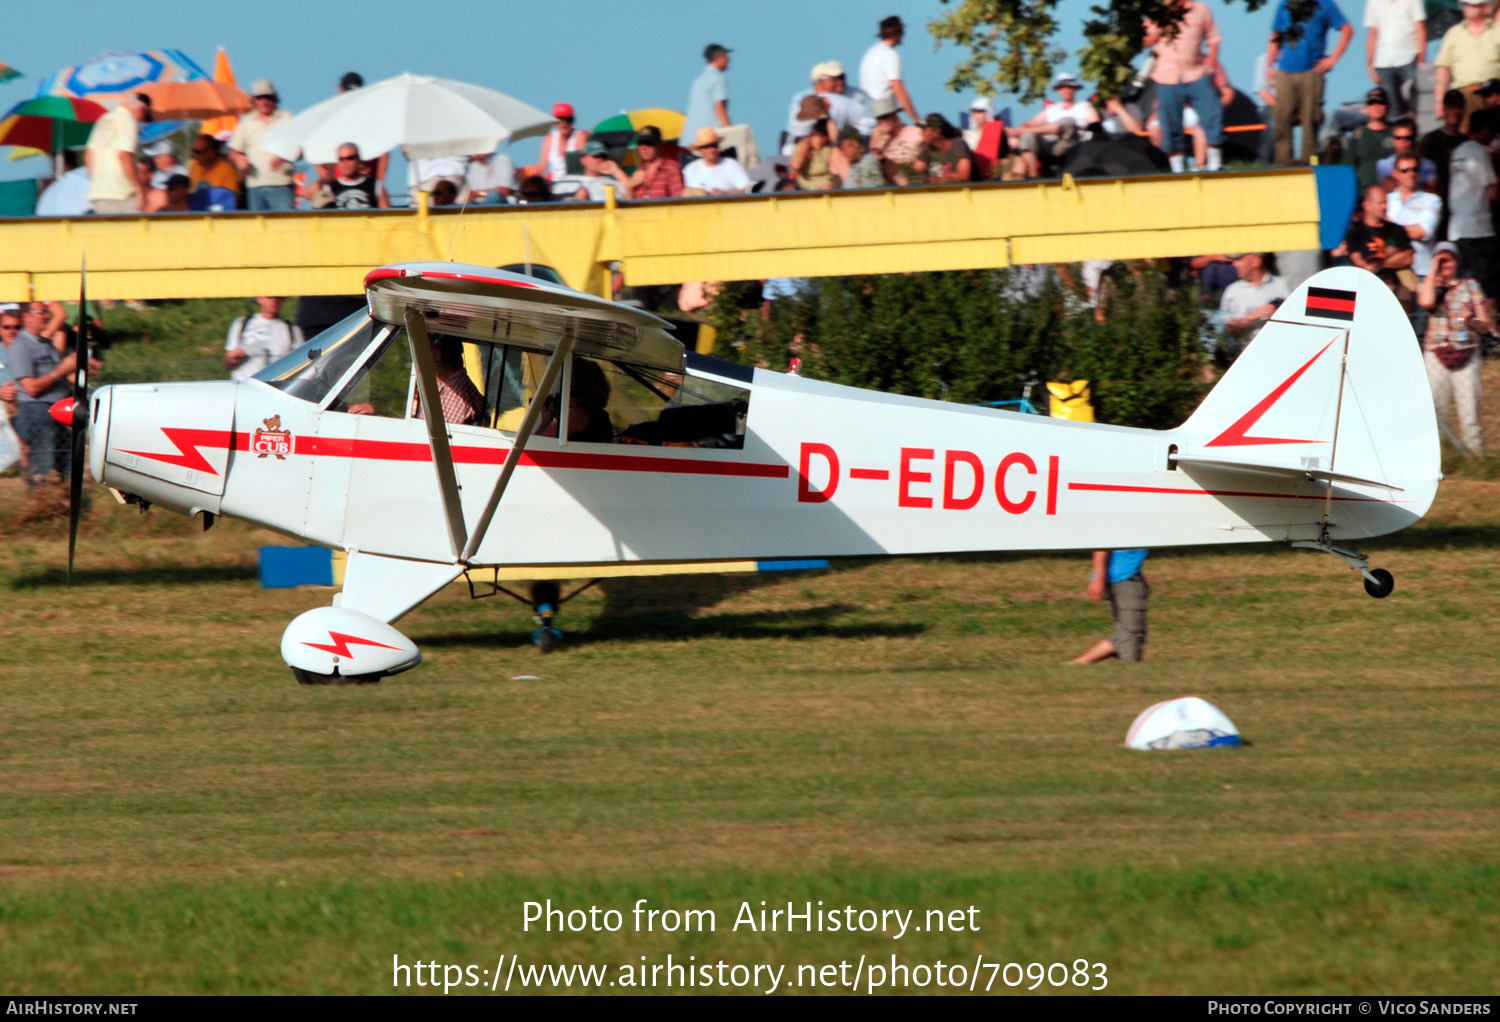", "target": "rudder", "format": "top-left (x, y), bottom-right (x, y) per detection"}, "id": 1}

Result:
top-left (1175, 266), bottom-right (1440, 537)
